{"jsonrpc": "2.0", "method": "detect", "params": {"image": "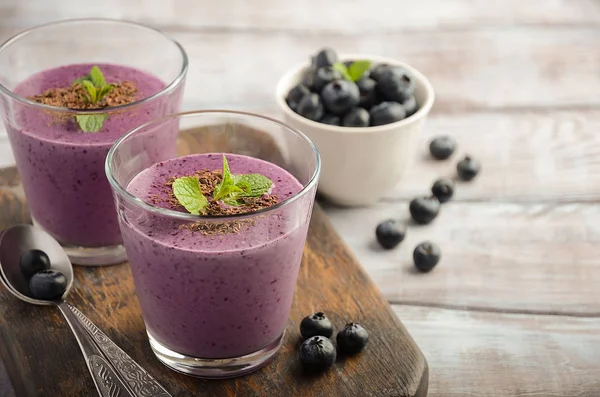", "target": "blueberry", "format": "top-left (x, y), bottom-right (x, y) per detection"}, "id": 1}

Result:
top-left (342, 107), bottom-right (370, 127)
top-left (413, 241), bottom-right (441, 272)
top-left (29, 269), bottom-right (67, 300)
top-left (336, 323), bottom-right (369, 355)
top-left (313, 66), bottom-right (343, 93)
top-left (299, 336), bottom-right (336, 371)
top-left (312, 47), bottom-right (338, 69)
top-left (375, 219), bottom-right (406, 249)
top-left (343, 60), bottom-right (354, 68)
top-left (321, 80), bottom-right (360, 115)
top-left (320, 113), bottom-right (341, 126)
top-left (285, 84), bottom-right (311, 111)
top-left (295, 93), bottom-right (324, 121)
top-left (377, 68), bottom-right (415, 102)
top-left (302, 68), bottom-right (318, 92)
top-left (431, 178), bottom-right (454, 203)
top-left (429, 136), bottom-right (457, 160)
top-left (356, 76), bottom-right (378, 109)
top-left (409, 196), bottom-right (440, 224)
top-left (20, 249), bottom-right (51, 279)
top-left (457, 156), bottom-right (481, 181)
top-left (369, 64), bottom-right (392, 82)
top-left (402, 95), bottom-right (418, 117)
top-left (369, 101), bottom-right (406, 126)
top-left (300, 312), bottom-right (334, 339)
